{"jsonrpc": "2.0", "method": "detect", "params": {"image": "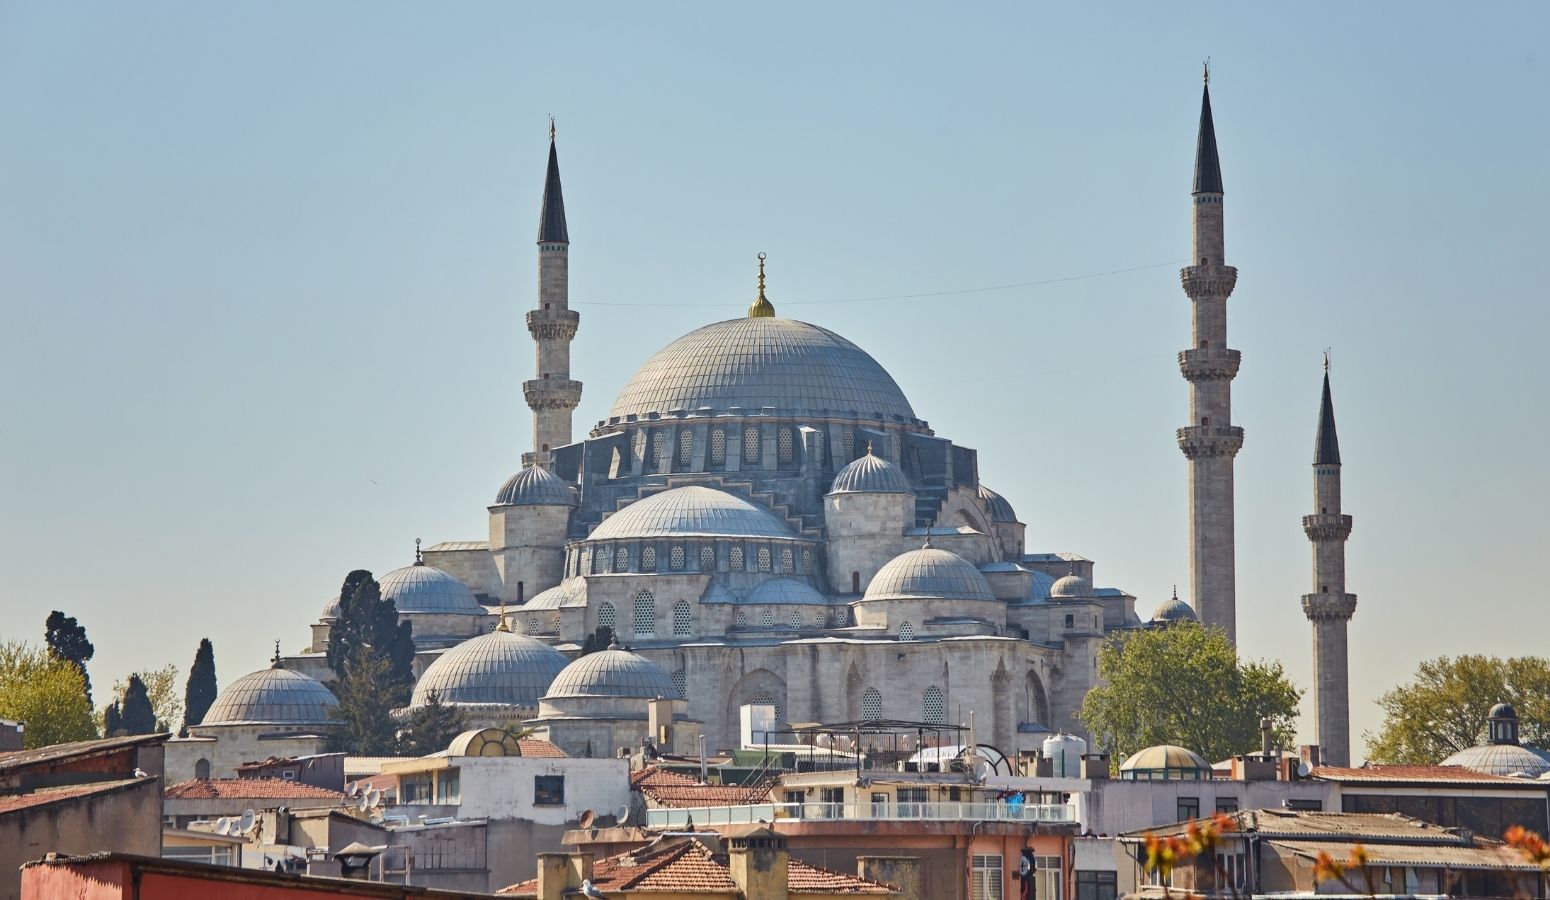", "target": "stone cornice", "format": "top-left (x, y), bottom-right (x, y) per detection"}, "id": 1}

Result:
top-left (1301, 592), bottom-right (1357, 621)
top-left (1177, 425), bottom-right (1245, 459)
